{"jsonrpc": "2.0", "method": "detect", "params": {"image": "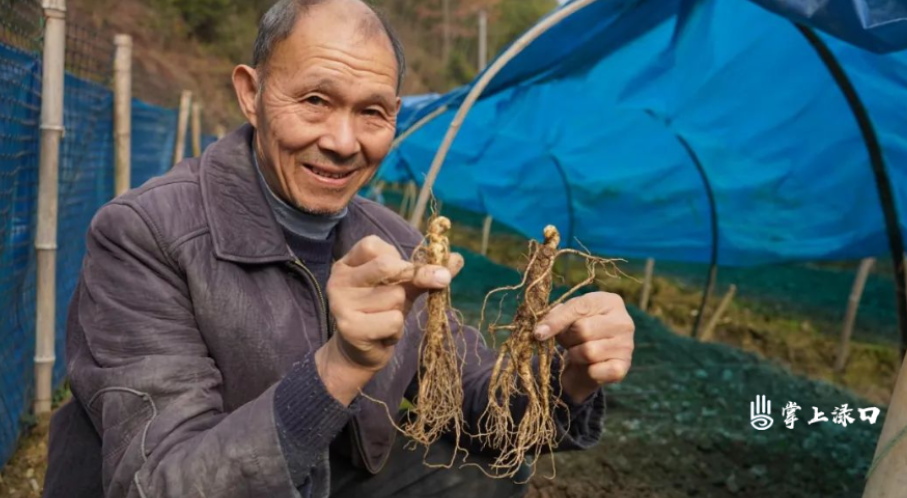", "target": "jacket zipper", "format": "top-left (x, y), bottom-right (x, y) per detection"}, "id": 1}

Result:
top-left (288, 258), bottom-right (389, 474)
top-left (289, 258), bottom-right (331, 342)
